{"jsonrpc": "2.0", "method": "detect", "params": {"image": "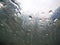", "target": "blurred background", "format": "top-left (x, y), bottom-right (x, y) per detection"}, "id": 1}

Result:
top-left (0, 0), bottom-right (60, 45)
